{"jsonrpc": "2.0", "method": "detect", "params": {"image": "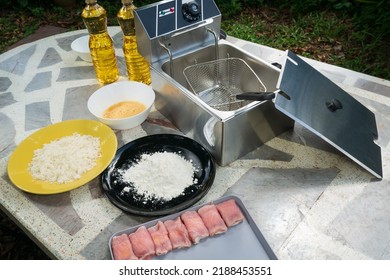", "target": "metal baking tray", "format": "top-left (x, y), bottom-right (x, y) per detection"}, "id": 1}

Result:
top-left (108, 195), bottom-right (277, 260)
